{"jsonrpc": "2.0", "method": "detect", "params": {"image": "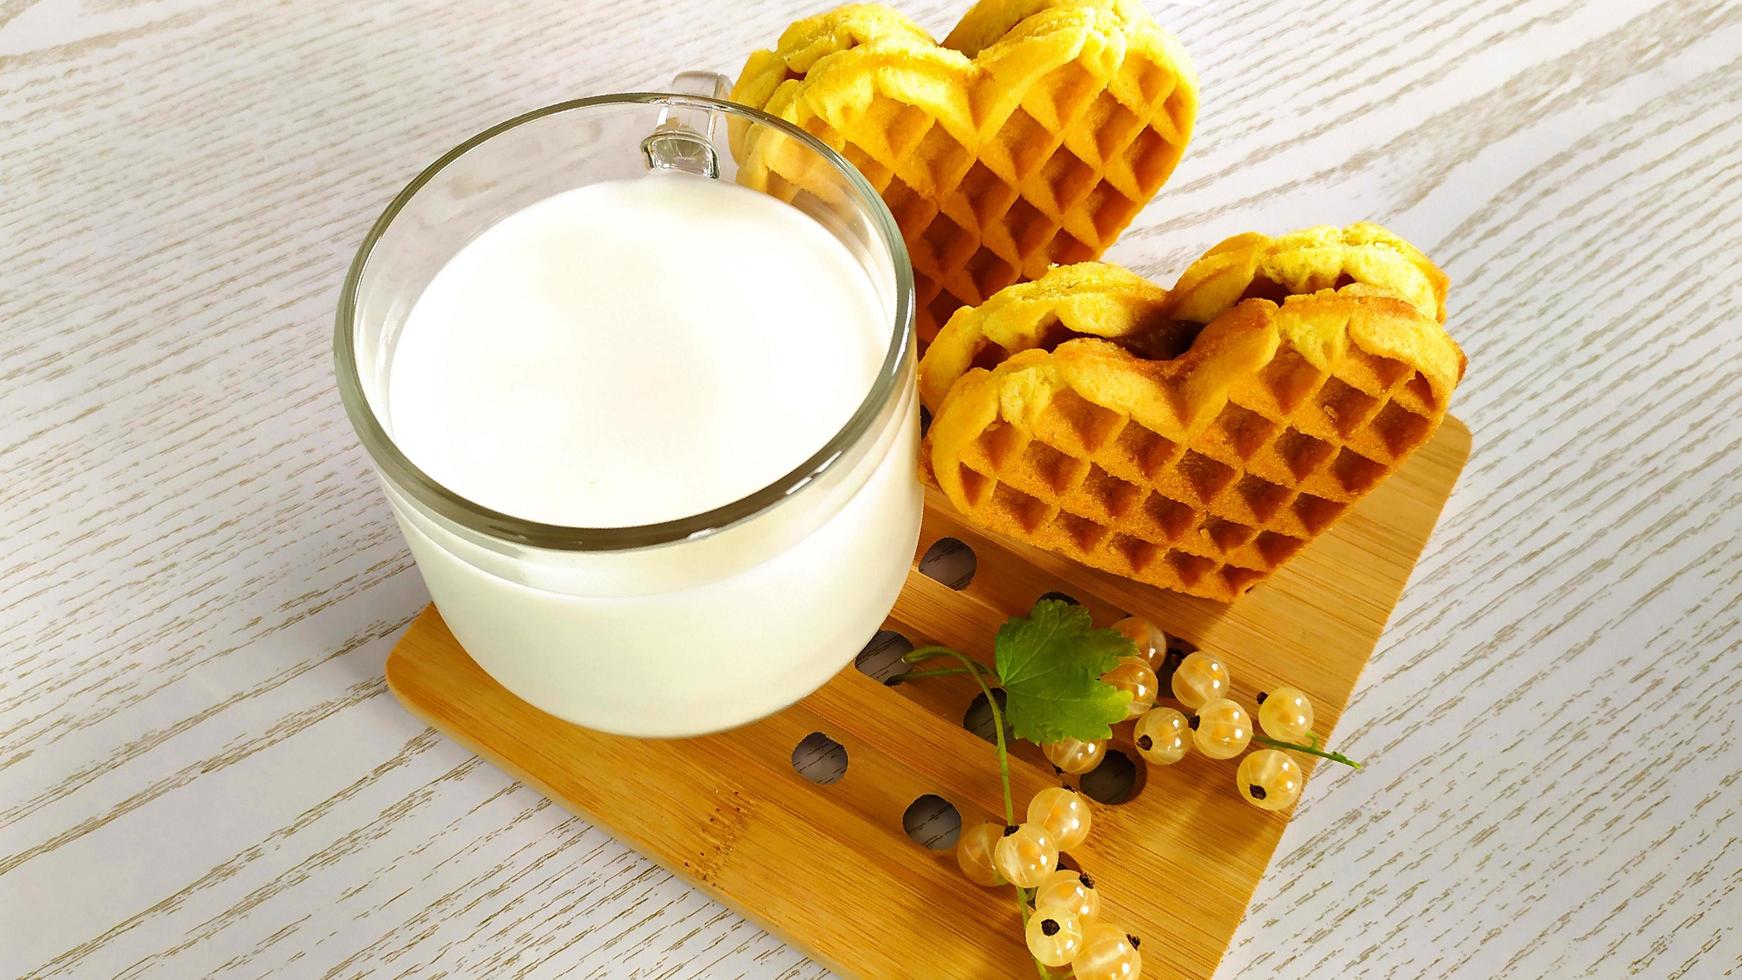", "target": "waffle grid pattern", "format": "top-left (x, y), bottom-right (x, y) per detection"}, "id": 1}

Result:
top-left (735, 10), bottom-right (1194, 340)
top-left (947, 331), bottom-right (1443, 601)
